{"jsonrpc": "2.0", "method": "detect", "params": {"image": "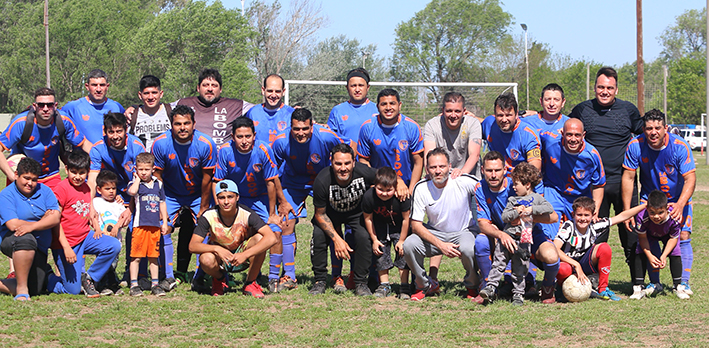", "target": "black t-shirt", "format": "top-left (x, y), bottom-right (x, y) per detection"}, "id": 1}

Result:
top-left (312, 162), bottom-right (376, 221)
top-left (360, 186), bottom-right (411, 235)
top-left (569, 98), bottom-right (643, 183)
